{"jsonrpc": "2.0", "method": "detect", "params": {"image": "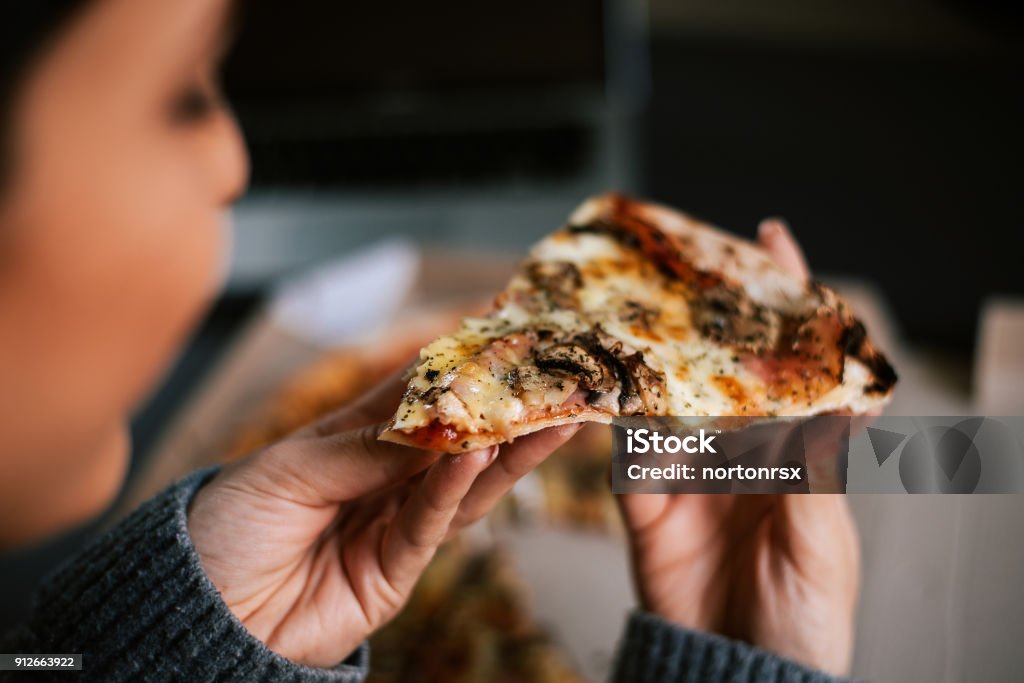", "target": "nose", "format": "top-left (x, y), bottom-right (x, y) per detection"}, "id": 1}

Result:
top-left (210, 107), bottom-right (250, 206)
